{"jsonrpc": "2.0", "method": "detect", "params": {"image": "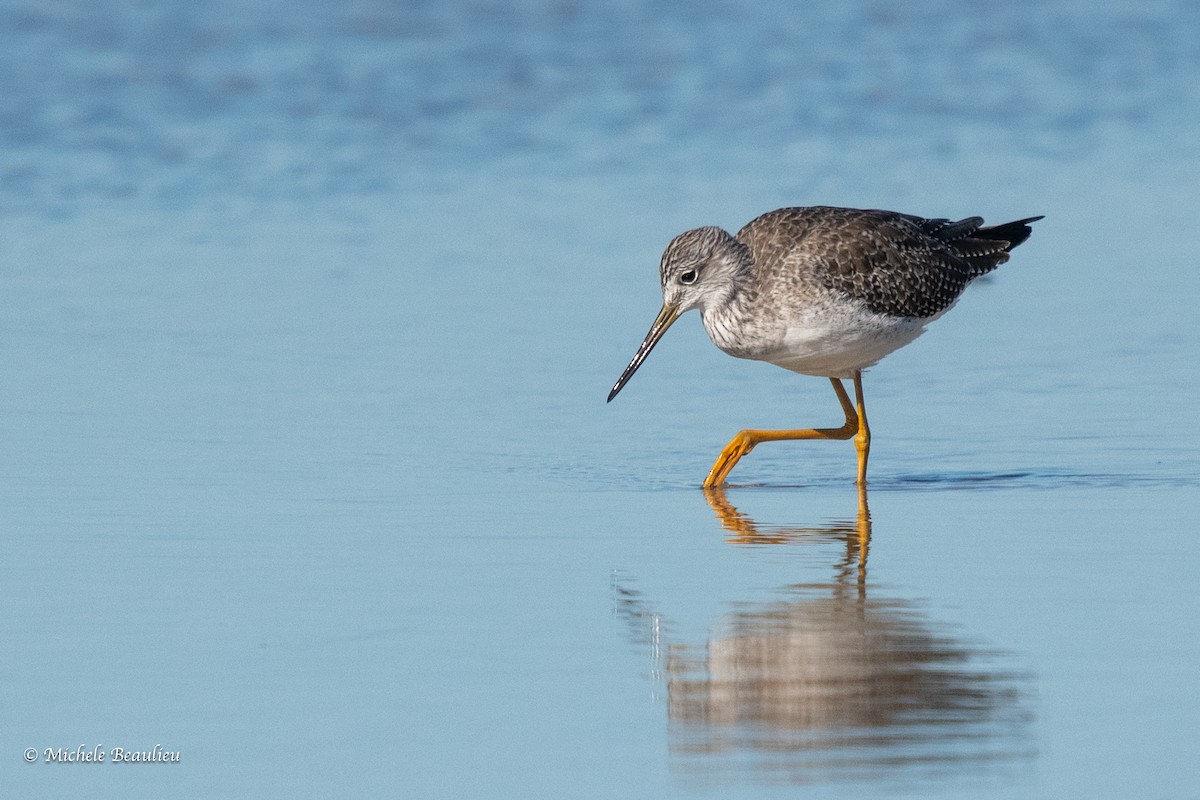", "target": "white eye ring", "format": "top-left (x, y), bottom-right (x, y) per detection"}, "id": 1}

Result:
top-left (680, 269), bottom-right (698, 285)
